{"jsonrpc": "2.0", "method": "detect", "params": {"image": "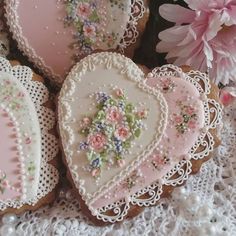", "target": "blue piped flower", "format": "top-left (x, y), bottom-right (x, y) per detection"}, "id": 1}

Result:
top-left (79, 141), bottom-right (89, 150)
